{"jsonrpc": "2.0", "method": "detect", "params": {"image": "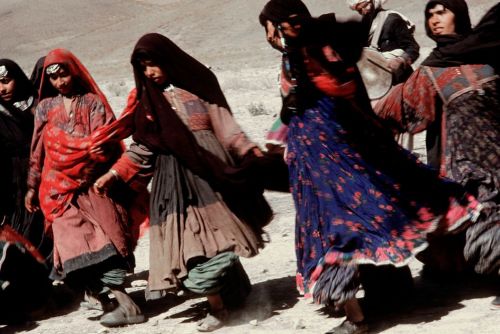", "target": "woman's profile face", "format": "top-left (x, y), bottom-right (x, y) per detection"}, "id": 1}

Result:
top-left (48, 65), bottom-right (74, 96)
top-left (140, 60), bottom-right (167, 86)
top-left (0, 76), bottom-right (16, 102)
top-left (265, 20), bottom-right (284, 51)
top-left (264, 19), bottom-right (301, 51)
